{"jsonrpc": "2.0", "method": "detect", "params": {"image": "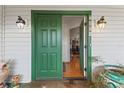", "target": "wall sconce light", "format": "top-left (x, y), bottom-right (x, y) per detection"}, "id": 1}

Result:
top-left (16, 16), bottom-right (26, 29)
top-left (96, 16), bottom-right (107, 30)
